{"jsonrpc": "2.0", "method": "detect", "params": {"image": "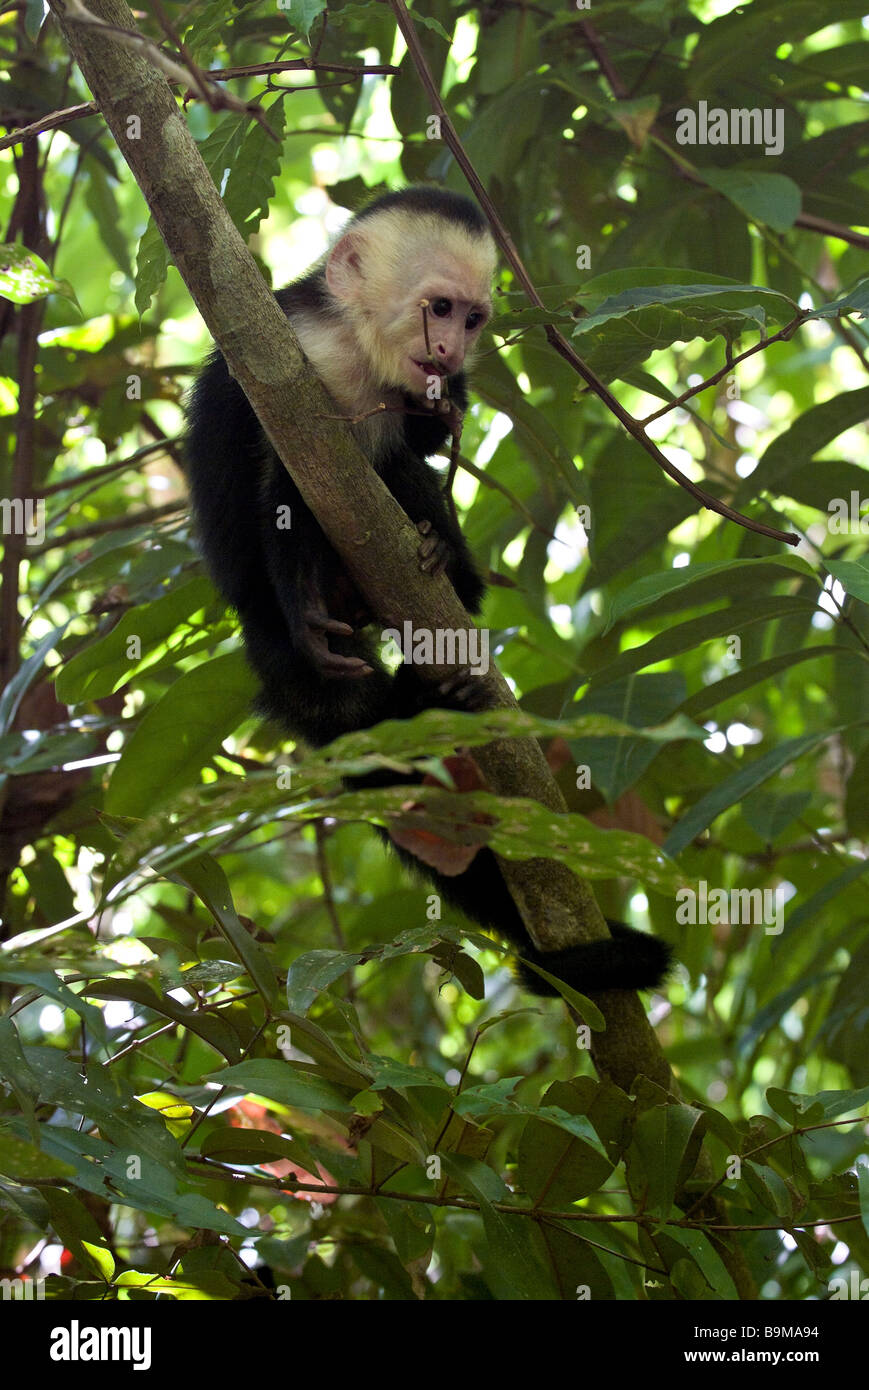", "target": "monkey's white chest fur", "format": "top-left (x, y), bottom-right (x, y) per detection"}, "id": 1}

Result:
top-left (293, 311), bottom-right (406, 464)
